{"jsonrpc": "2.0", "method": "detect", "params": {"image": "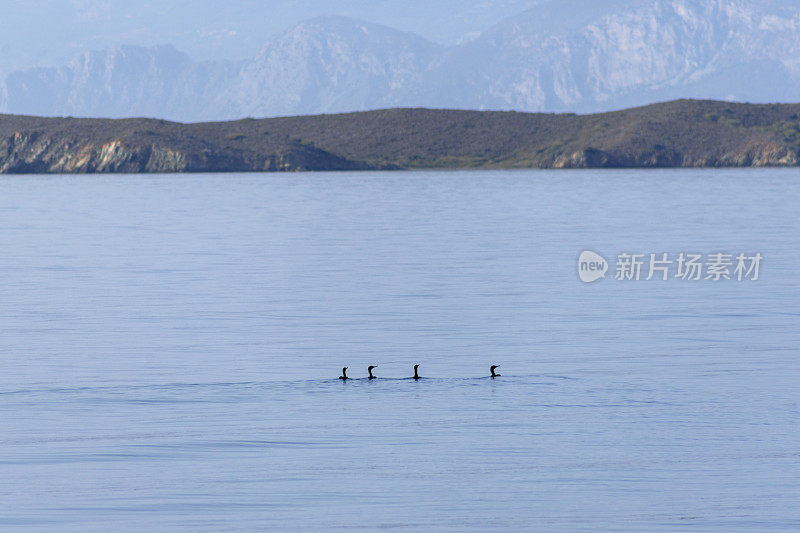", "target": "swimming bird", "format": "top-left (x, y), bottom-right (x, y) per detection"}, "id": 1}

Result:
top-left (339, 367), bottom-right (349, 380)
top-left (367, 365), bottom-right (377, 379)
top-left (413, 364), bottom-right (421, 380)
top-left (490, 365), bottom-right (501, 378)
